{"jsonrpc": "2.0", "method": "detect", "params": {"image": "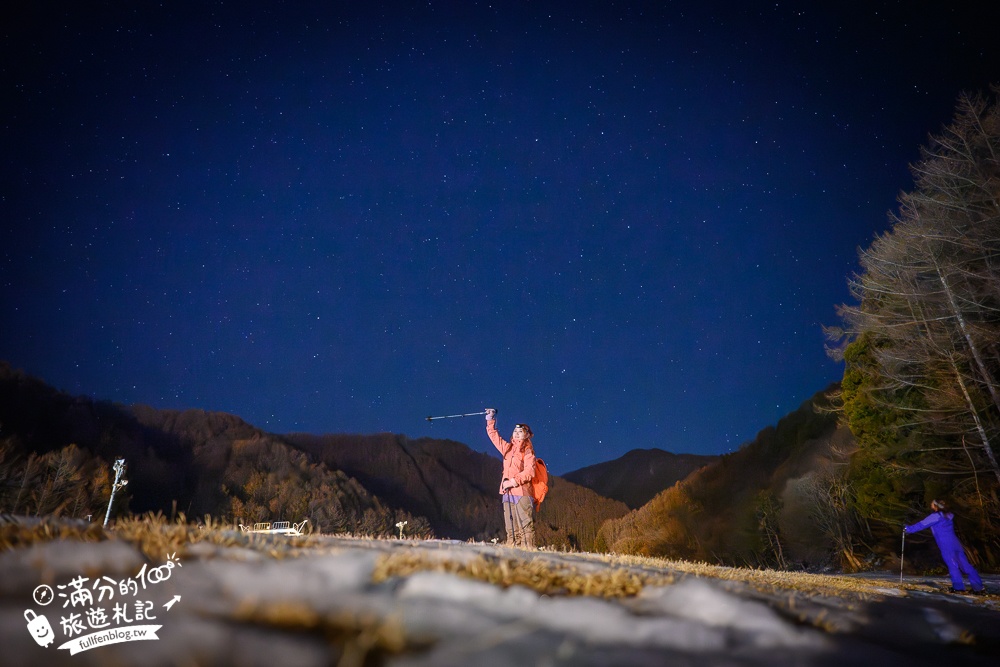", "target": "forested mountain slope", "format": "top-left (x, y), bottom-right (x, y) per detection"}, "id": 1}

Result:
top-left (597, 386), bottom-right (852, 569)
top-left (0, 362), bottom-right (428, 536)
